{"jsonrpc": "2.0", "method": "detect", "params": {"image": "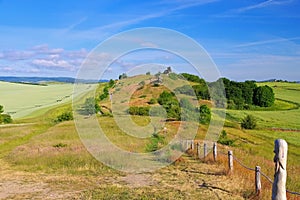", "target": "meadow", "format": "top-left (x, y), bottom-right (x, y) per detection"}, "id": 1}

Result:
top-left (0, 78), bottom-right (299, 199)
